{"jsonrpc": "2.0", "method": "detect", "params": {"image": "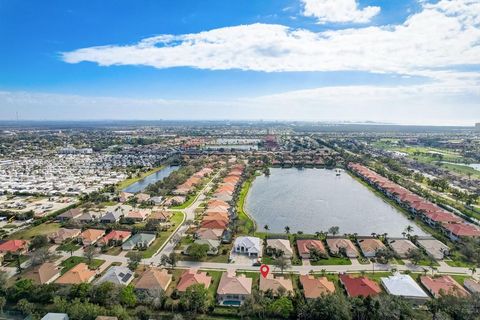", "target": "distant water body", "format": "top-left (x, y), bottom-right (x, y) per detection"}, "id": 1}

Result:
top-left (245, 168), bottom-right (427, 237)
top-left (123, 165), bottom-right (179, 193)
